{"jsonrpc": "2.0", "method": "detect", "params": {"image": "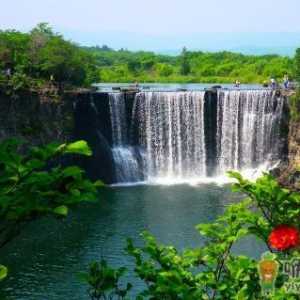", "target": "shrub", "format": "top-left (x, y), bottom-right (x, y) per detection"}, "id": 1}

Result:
top-left (0, 139), bottom-right (103, 279)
